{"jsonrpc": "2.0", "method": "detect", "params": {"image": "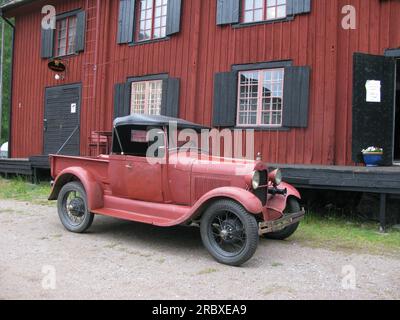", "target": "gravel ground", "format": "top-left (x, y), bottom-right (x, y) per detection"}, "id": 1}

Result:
top-left (0, 199), bottom-right (399, 300)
